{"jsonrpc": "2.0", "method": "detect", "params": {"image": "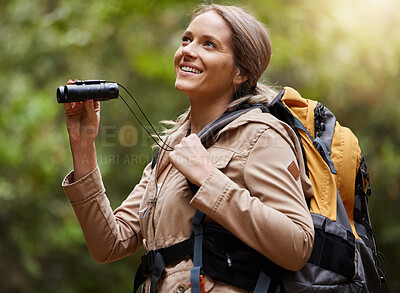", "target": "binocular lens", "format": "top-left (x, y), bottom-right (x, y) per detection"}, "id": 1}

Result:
top-left (57, 86), bottom-right (66, 103)
top-left (57, 82), bottom-right (119, 103)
